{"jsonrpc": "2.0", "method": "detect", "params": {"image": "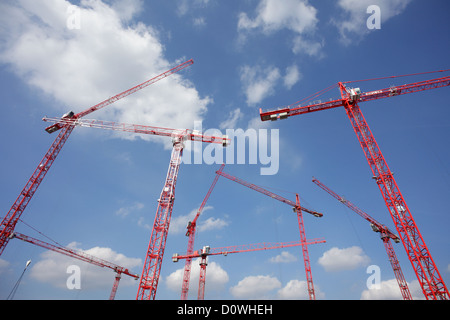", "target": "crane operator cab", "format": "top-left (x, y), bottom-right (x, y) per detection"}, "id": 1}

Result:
top-left (348, 88), bottom-right (361, 103)
top-left (62, 111), bottom-right (75, 119)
